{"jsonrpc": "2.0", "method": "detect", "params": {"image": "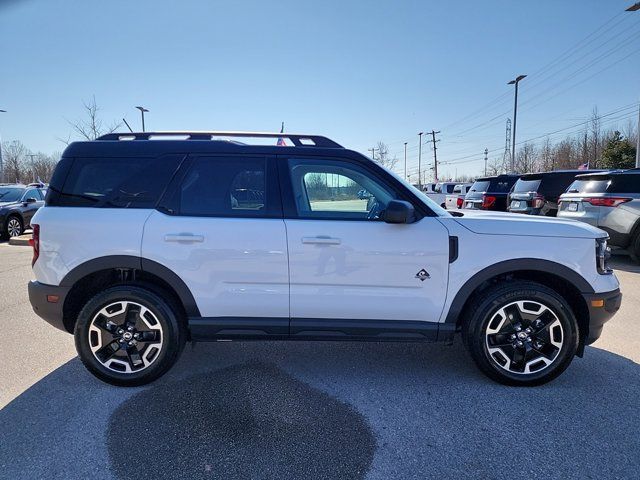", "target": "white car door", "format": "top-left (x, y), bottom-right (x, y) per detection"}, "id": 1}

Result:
top-left (141, 155), bottom-right (289, 335)
top-left (281, 157), bottom-right (450, 336)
